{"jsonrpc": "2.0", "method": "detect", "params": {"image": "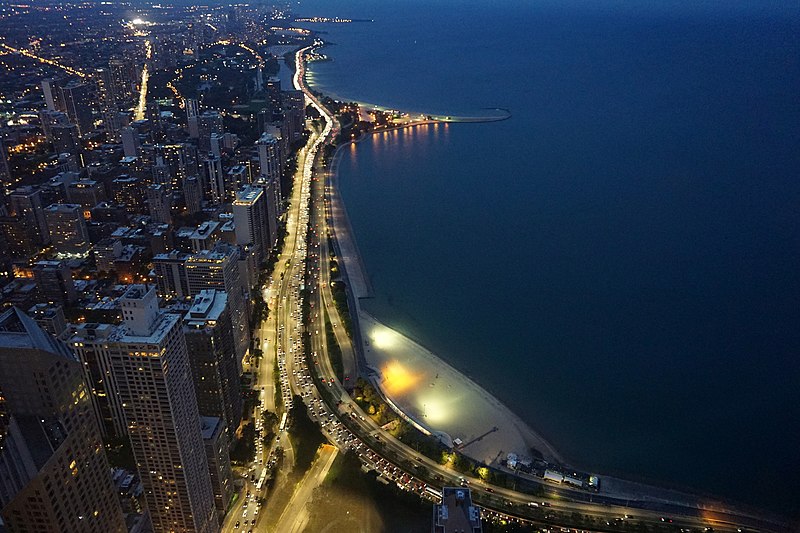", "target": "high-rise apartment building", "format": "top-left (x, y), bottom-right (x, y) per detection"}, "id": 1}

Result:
top-left (253, 176), bottom-right (279, 250)
top-left (110, 285), bottom-right (219, 533)
top-left (185, 246), bottom-right (249, 369)
top-left (200, 417), bottom-right (234, 525)
top-left (107, 59), bottom-right (136, 107)
top-left (9, 186), bottom-right (49, 245)
top-left (32, 260), bottom-right (77, 305)
top-left (67, 322), bottom-right (128, 439)
top-left (146, 183), bottom-right (172, 224)
top-left (43, 203), bottom-right (89, 253)
top-left (183, 175), bottom-right (203, 214)
top-left (196, 112), bottom-right (223, 153)
top-left (265, 77), bottom-right (282, 114)
top-left (38, 110), bottom-right (69, 143)
top-left (256, 132), bottom-right (281, 195)
top-left (205, 156), bottom-right (225, 204)
top-left (0, 307), bottom-right (126, 533)
top-left (0, 139), bottom-right (11, 183)
top-left (59, 82), bottom-right (94, 138)
top-left (232, 186), bottom-right (269, 264)
top-left (41, 78), bottom-right (64, 112)
top-left (282, 90), bottom-right (306, 142)
top-left (152, 250), bottom-right (191, 299)
top-left (185, 98), bottom-right (200, 137)
top-left (51, 124), bottom-right (81, 156)
top-left (183, 290), bottom-right (242, 434)
top-left (121, 126), bottom-right (140, 158)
